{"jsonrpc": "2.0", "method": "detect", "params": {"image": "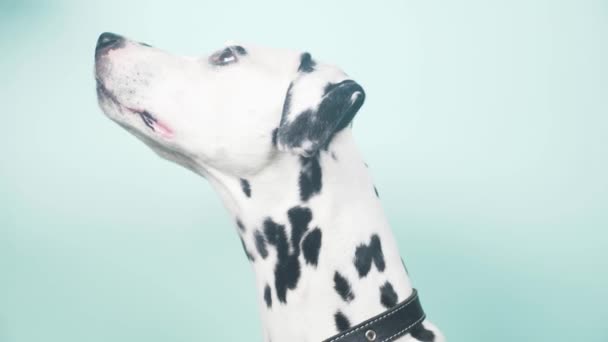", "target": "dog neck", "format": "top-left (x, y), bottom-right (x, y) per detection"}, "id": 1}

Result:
top-left (200, 131), bottom-right (414, 342)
